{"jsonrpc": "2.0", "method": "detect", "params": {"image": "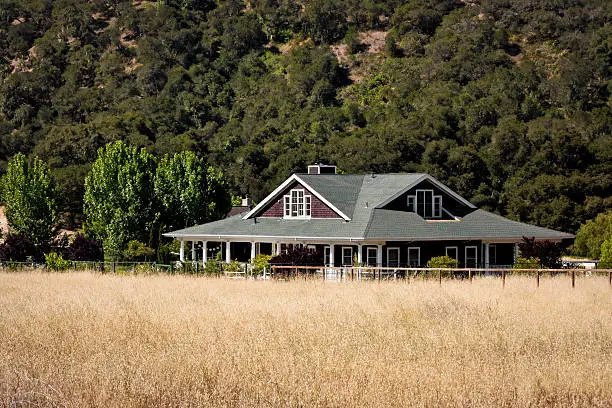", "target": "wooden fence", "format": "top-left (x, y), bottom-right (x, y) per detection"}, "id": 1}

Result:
top-left (268, 265), bottom-right (612, 288)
